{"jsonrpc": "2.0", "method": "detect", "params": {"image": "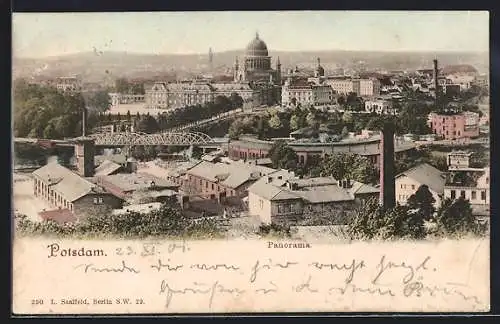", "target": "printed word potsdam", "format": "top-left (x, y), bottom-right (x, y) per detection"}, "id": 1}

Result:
top-left (268, 241), bottom-right (311, 249)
